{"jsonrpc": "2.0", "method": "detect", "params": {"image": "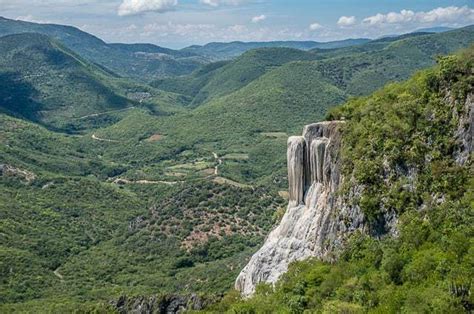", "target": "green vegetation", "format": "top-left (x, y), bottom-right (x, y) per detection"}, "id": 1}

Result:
top-left (209, 48), bottom-right (473, 313)
top-left (0, 19), bottom-right (473, 312)
top-left (0, 33), bottom-right (187, 131)
top-left (181, 39), bottom-right (371, 60)
top-left (0, 114), bottom-right (285, 309)
top-left (0, 17), bottom-right (206, 80)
